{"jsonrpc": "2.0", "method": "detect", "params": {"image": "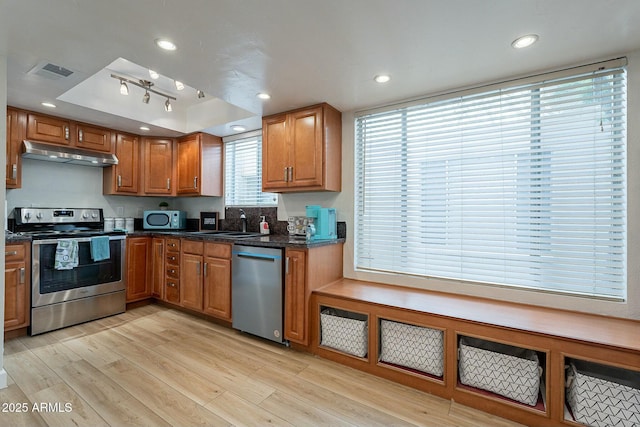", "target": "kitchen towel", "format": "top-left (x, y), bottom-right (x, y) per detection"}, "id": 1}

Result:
top-left (90, 236), bottom-right (110, 261)
top-left (54, 239), bottom-right (79, 270)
